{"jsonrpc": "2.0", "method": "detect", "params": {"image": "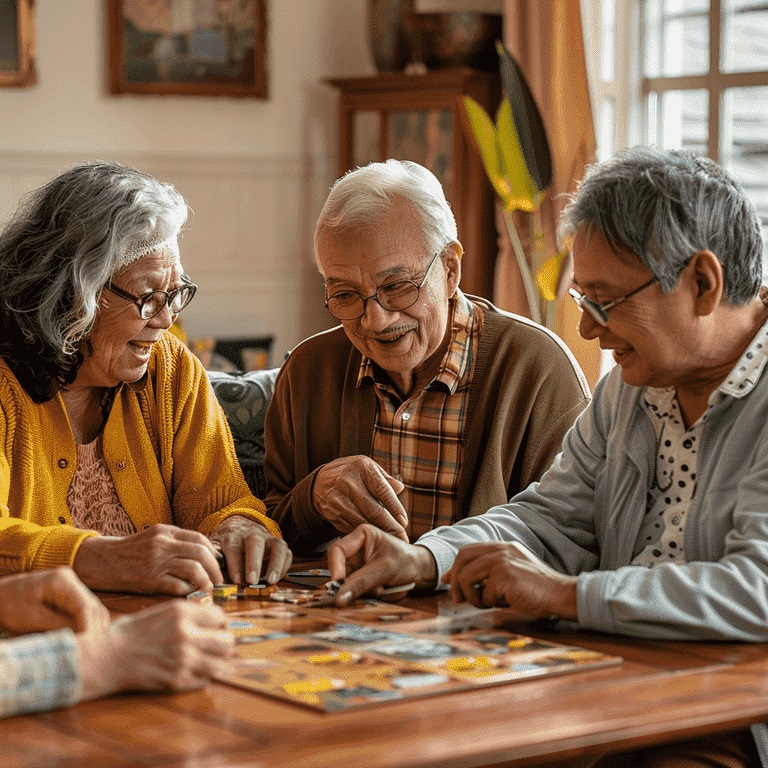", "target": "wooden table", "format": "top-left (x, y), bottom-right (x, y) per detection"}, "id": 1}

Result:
top-left (3, 588), bottom-right (768, 768)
